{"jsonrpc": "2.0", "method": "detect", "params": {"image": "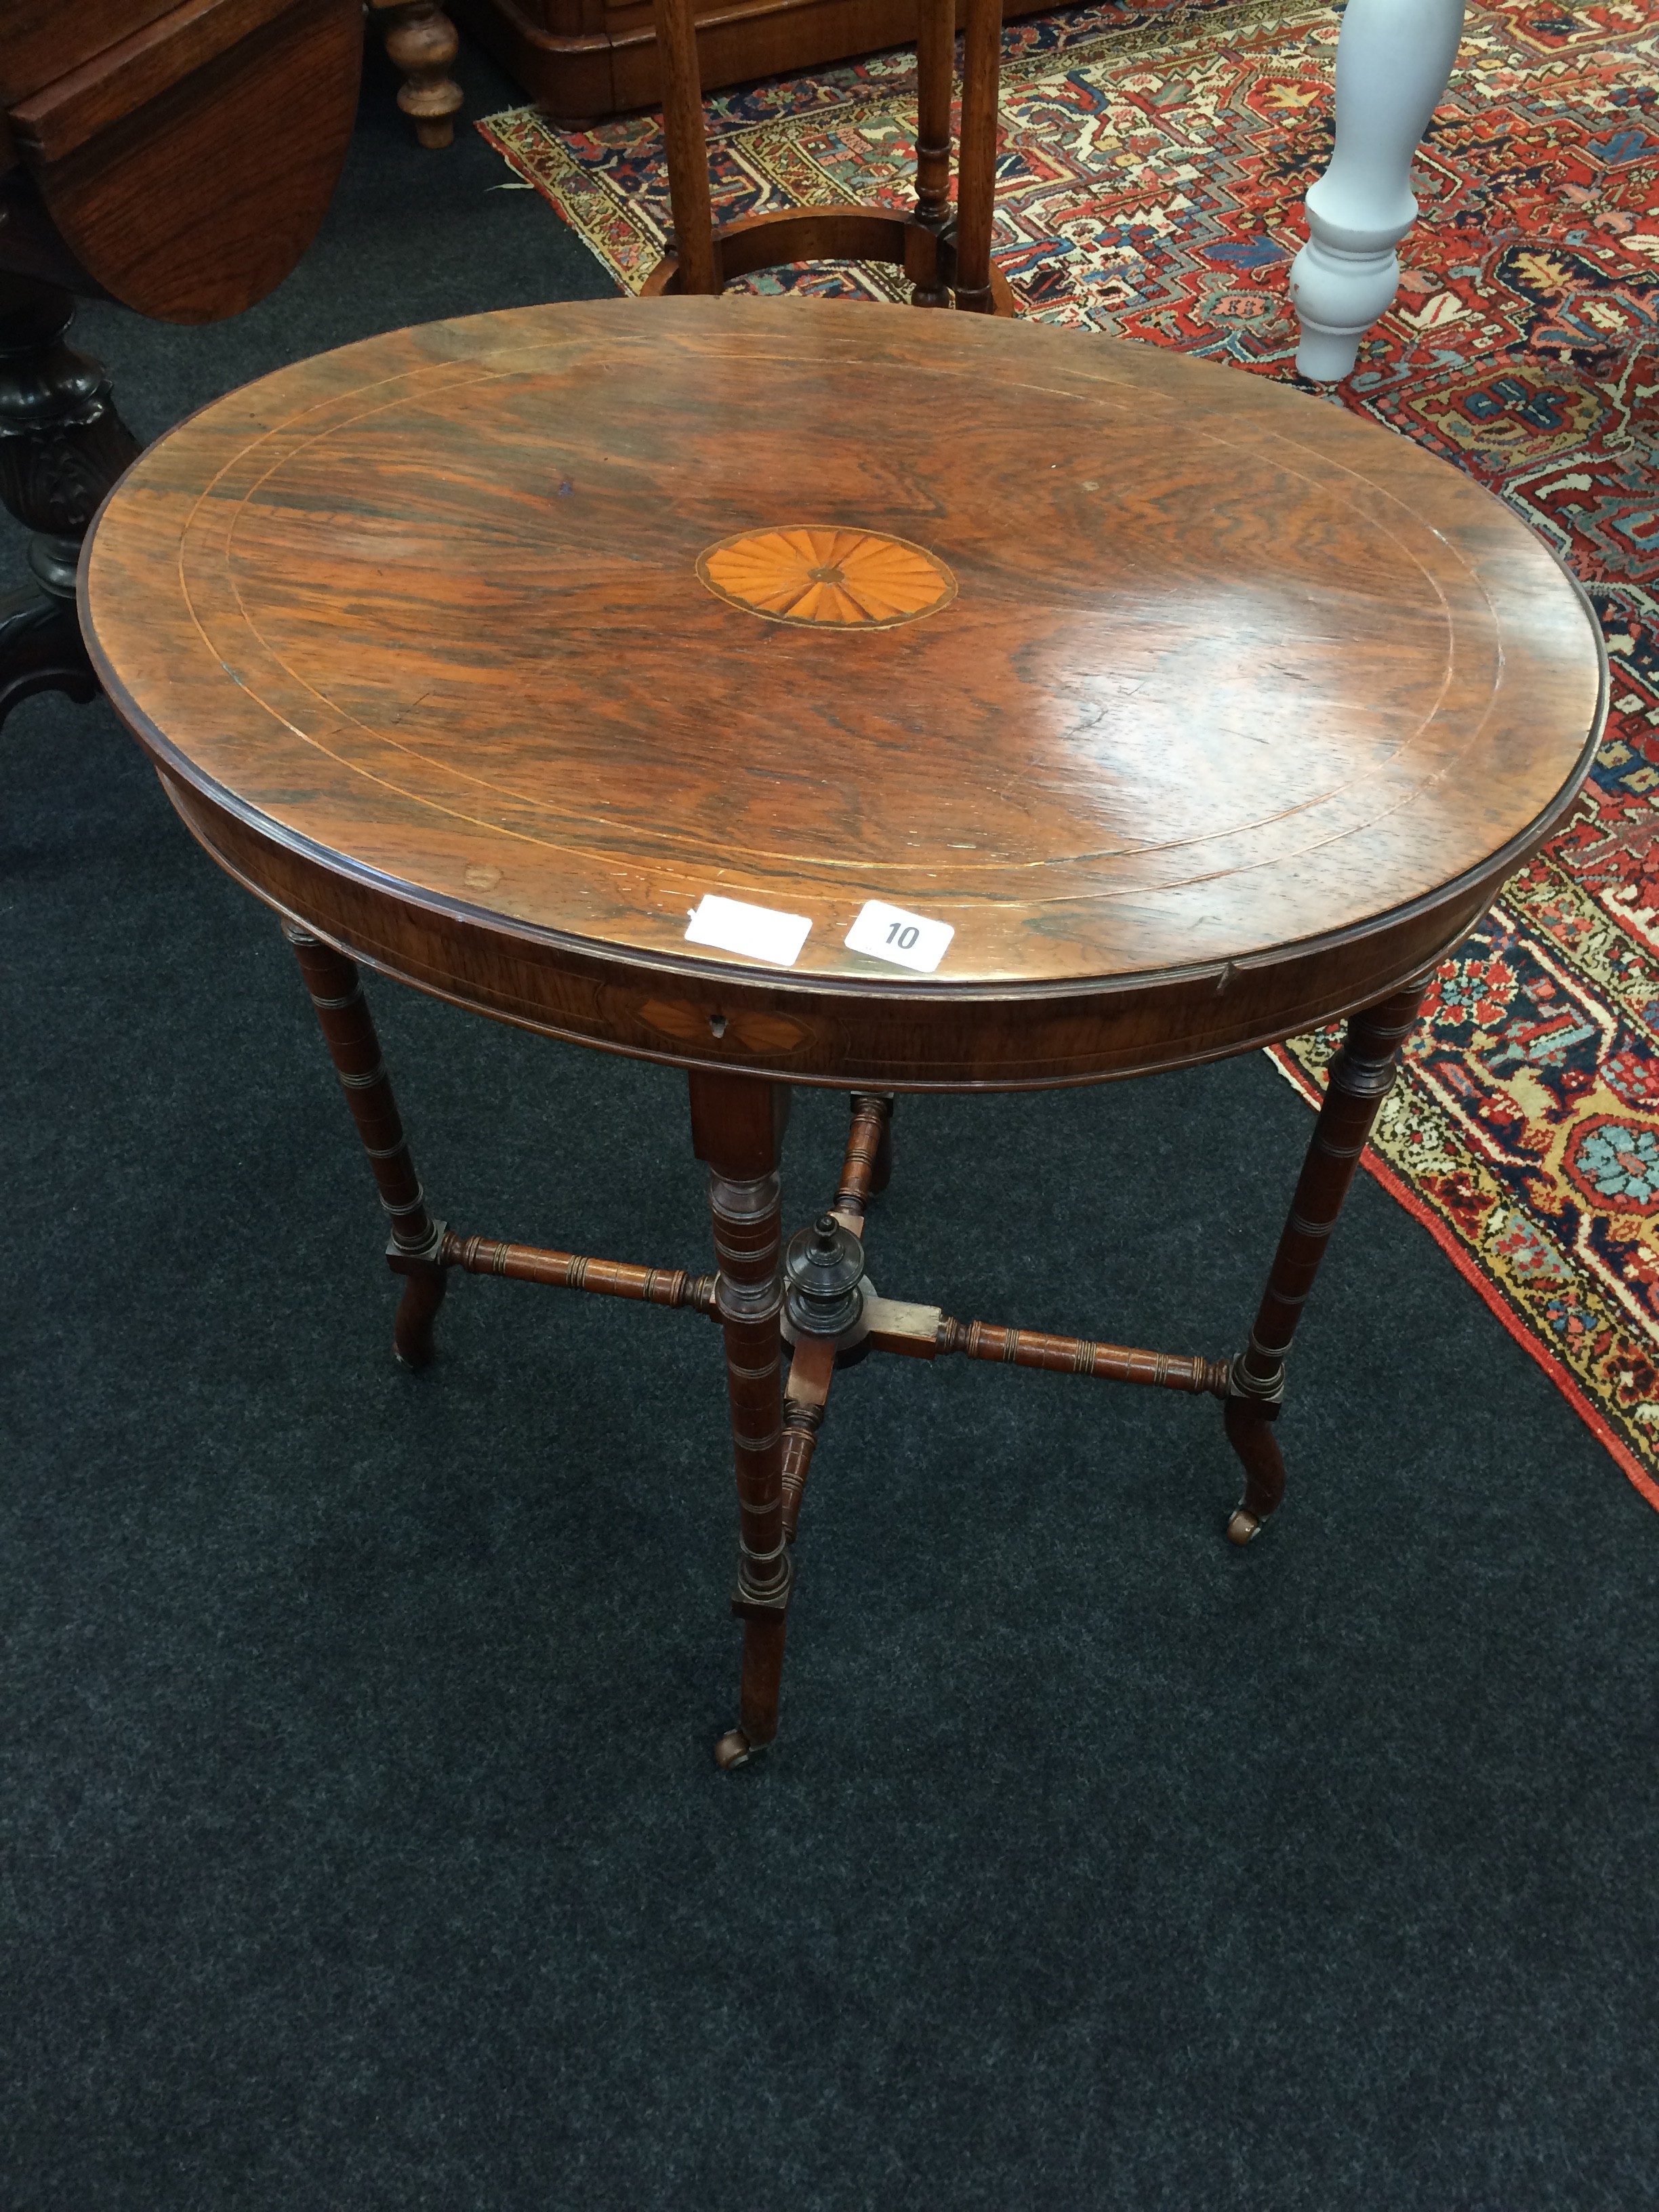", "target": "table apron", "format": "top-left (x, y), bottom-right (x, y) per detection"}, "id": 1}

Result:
top-left (161, 769), bottom-right (1510, 1092)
